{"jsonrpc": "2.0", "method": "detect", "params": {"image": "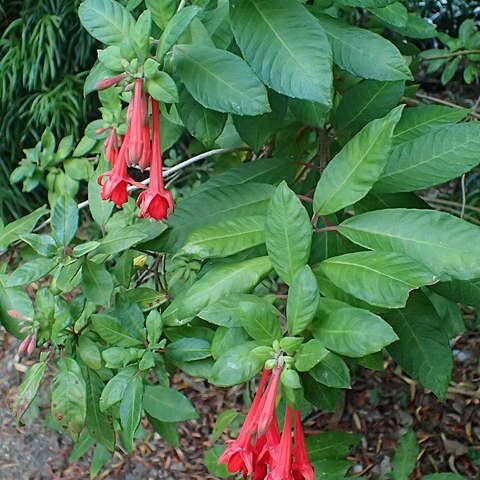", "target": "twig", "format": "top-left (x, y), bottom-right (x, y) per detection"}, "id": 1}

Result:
top-left (422, 197), bottom-right (480, 215)
top-left (30, 147), bottom-right (248, 234)
top-left (176, 0), bottom-right (187, 11)
top-left (460, 174), bottom-right (466, 219)
top-left (314, 225), bottom-right (338, 234)
top-left (415, 93), bottom-right (480, 119)
top-left (422, 49), bottom-right (480, 60)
